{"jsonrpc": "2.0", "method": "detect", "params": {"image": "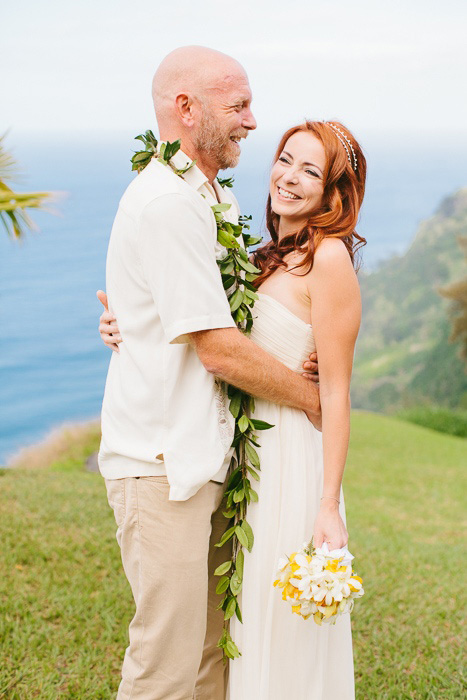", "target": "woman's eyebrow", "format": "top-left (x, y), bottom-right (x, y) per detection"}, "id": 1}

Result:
top-left (303, 161), bottom-right (323, 173)
top-left (283, 150), bottom-right (323, 174)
